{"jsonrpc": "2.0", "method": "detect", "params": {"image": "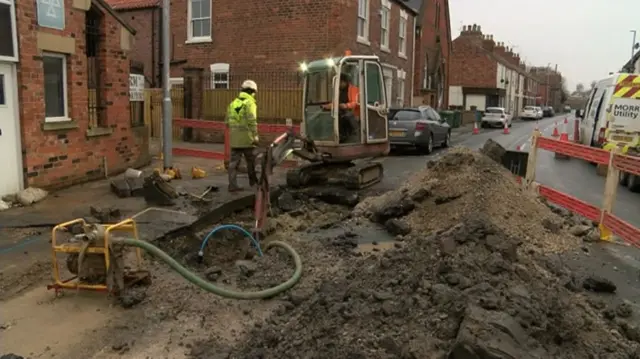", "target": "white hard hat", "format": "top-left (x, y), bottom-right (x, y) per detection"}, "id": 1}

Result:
top-left (241, 80), bottom-right (257, 91)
